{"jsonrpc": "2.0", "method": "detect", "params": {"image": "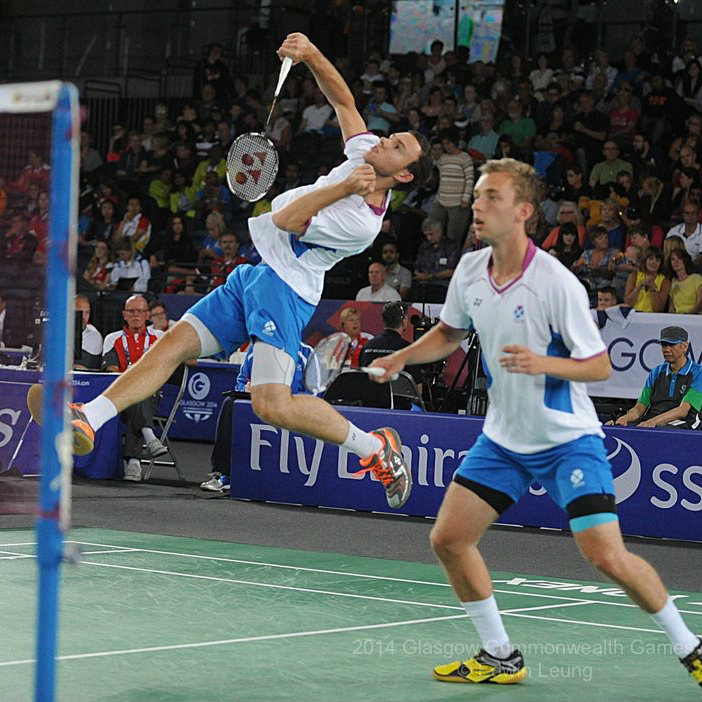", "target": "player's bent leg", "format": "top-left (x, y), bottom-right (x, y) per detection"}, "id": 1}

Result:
top-left (431, 481), bottom-right (526, 684)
